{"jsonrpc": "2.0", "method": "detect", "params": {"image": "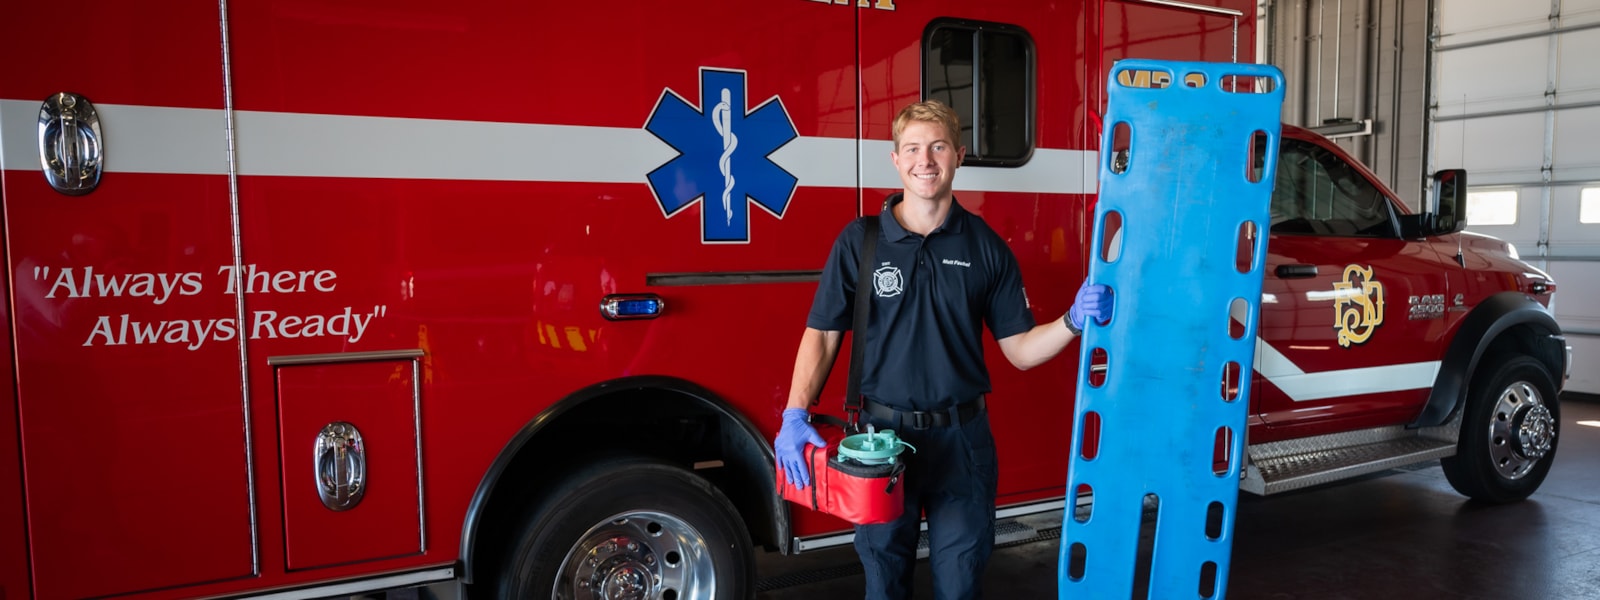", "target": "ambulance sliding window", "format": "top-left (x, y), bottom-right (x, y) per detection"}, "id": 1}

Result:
top-left (923, 19), bottom-right (1035, 166)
